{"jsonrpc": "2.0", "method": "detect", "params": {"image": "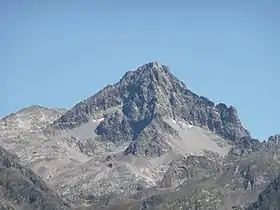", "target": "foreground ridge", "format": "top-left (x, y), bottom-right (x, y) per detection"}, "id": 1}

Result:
top-left (0, 145), bottom-right (69, 209)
